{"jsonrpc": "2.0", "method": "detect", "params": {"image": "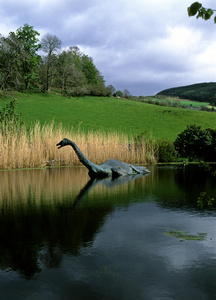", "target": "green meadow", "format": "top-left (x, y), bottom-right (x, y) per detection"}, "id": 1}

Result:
top-left (2, 92), bottom-right (216, 141)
